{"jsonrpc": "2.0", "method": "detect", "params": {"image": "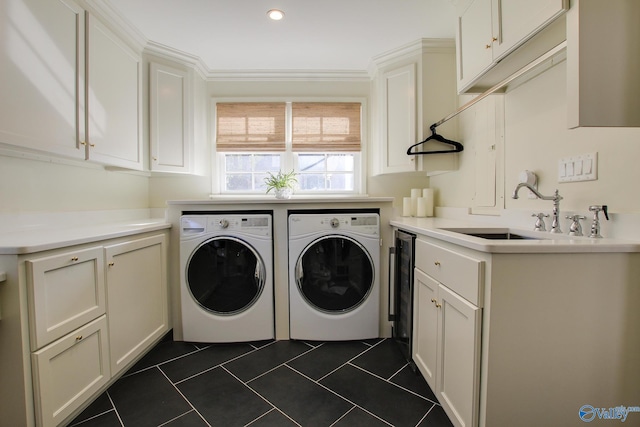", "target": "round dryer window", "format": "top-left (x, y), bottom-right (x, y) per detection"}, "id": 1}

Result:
top-left (186, 237), bottom-right (266, 315)
top-left (295, 236), bottom-right (374, 313)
